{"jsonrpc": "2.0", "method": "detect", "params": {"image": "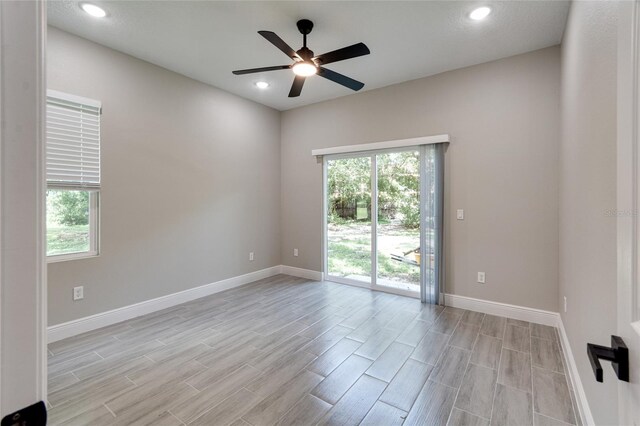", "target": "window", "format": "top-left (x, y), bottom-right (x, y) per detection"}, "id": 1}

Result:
top-left (46, 90), bottom-right (101, 261)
